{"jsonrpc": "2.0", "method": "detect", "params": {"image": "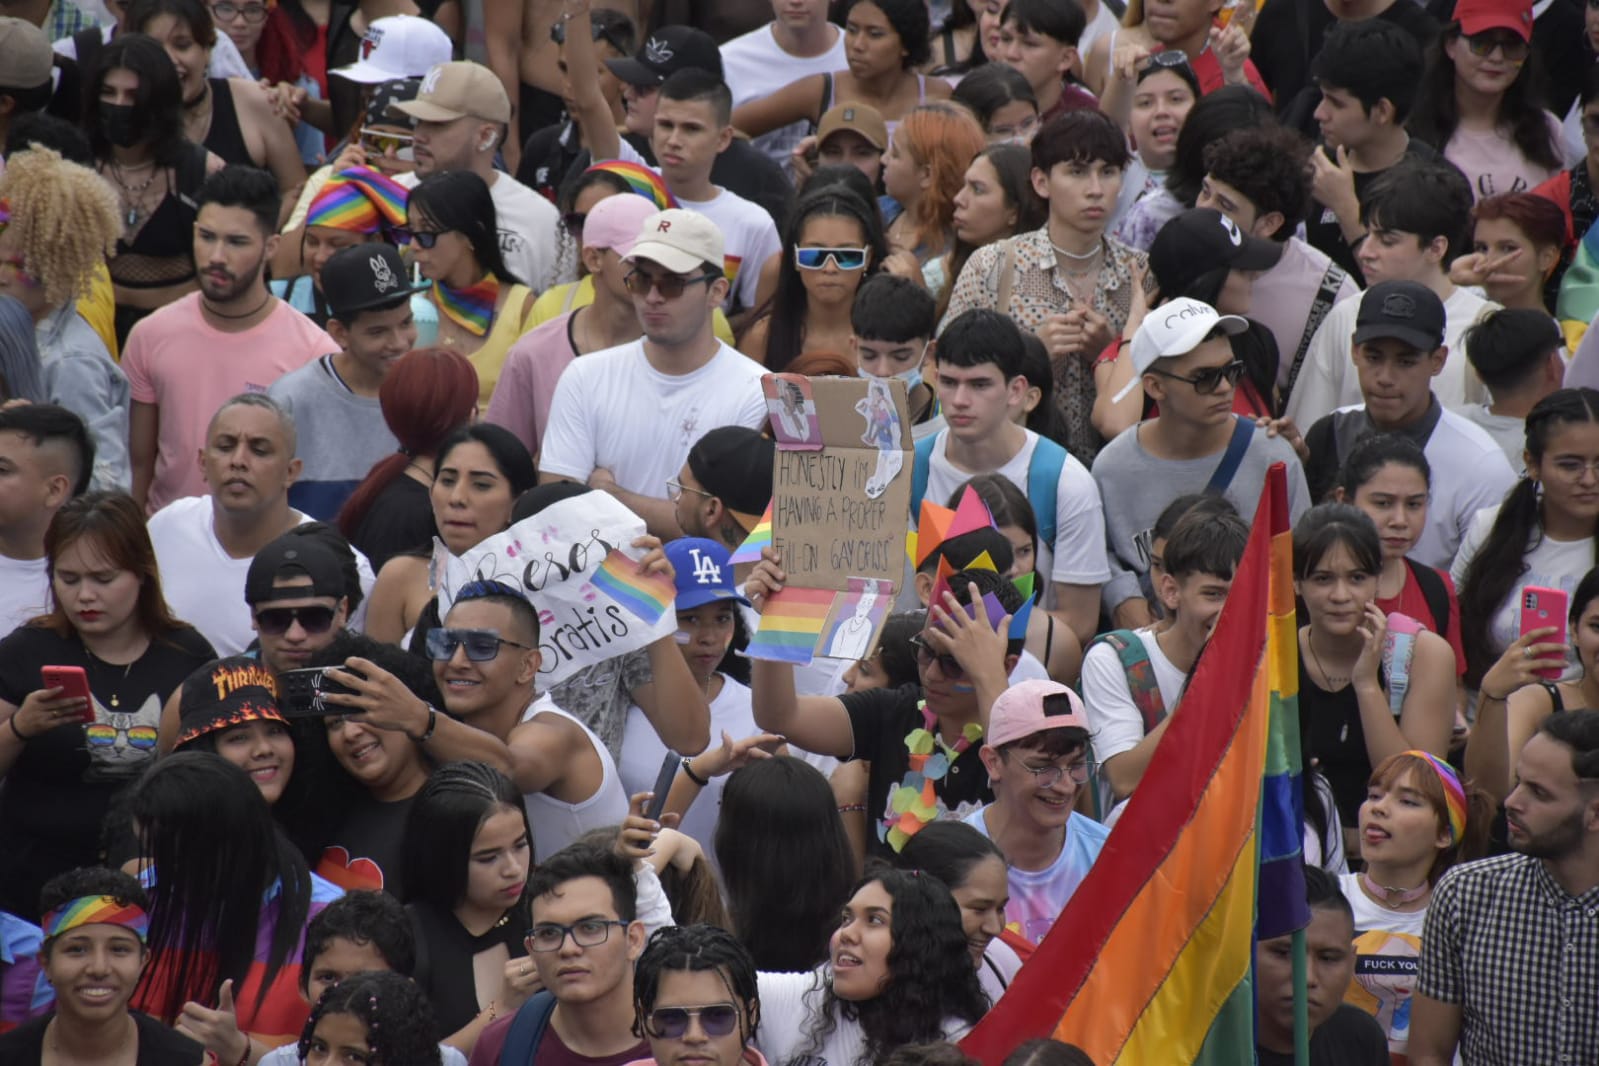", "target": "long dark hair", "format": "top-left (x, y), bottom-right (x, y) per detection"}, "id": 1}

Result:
top-left (84, 34), bottom-right (189, 167)
top-left (763, 187), bottom-right (887, 373)
top-left (713, 756), bottom-right (855, 972)
top-left (37, 491), bottom-right (186, 642)
top-left (336, 348), bottom-right (479, 540)
top-left (895, 820), bottom-right (1006, 888)
top-left (1458, 388), bottom-right (1599, 685)
top-left (1408, 24), bottom-right (1563, 177)
top-left (409, 171), bottom-right (523, 287)
top-left (125, 0), bottom-right (218, 47)
top-left (433, 423), bottom-right (538, 496)
top-left (937, 143), bottom-right (1045, 323)
top-left (794, 864), bottom-right (988, 1066)
top-left (129, 753), bottom-right (313, 1021)
top-left (401, 761), bottom-right (532, 915)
